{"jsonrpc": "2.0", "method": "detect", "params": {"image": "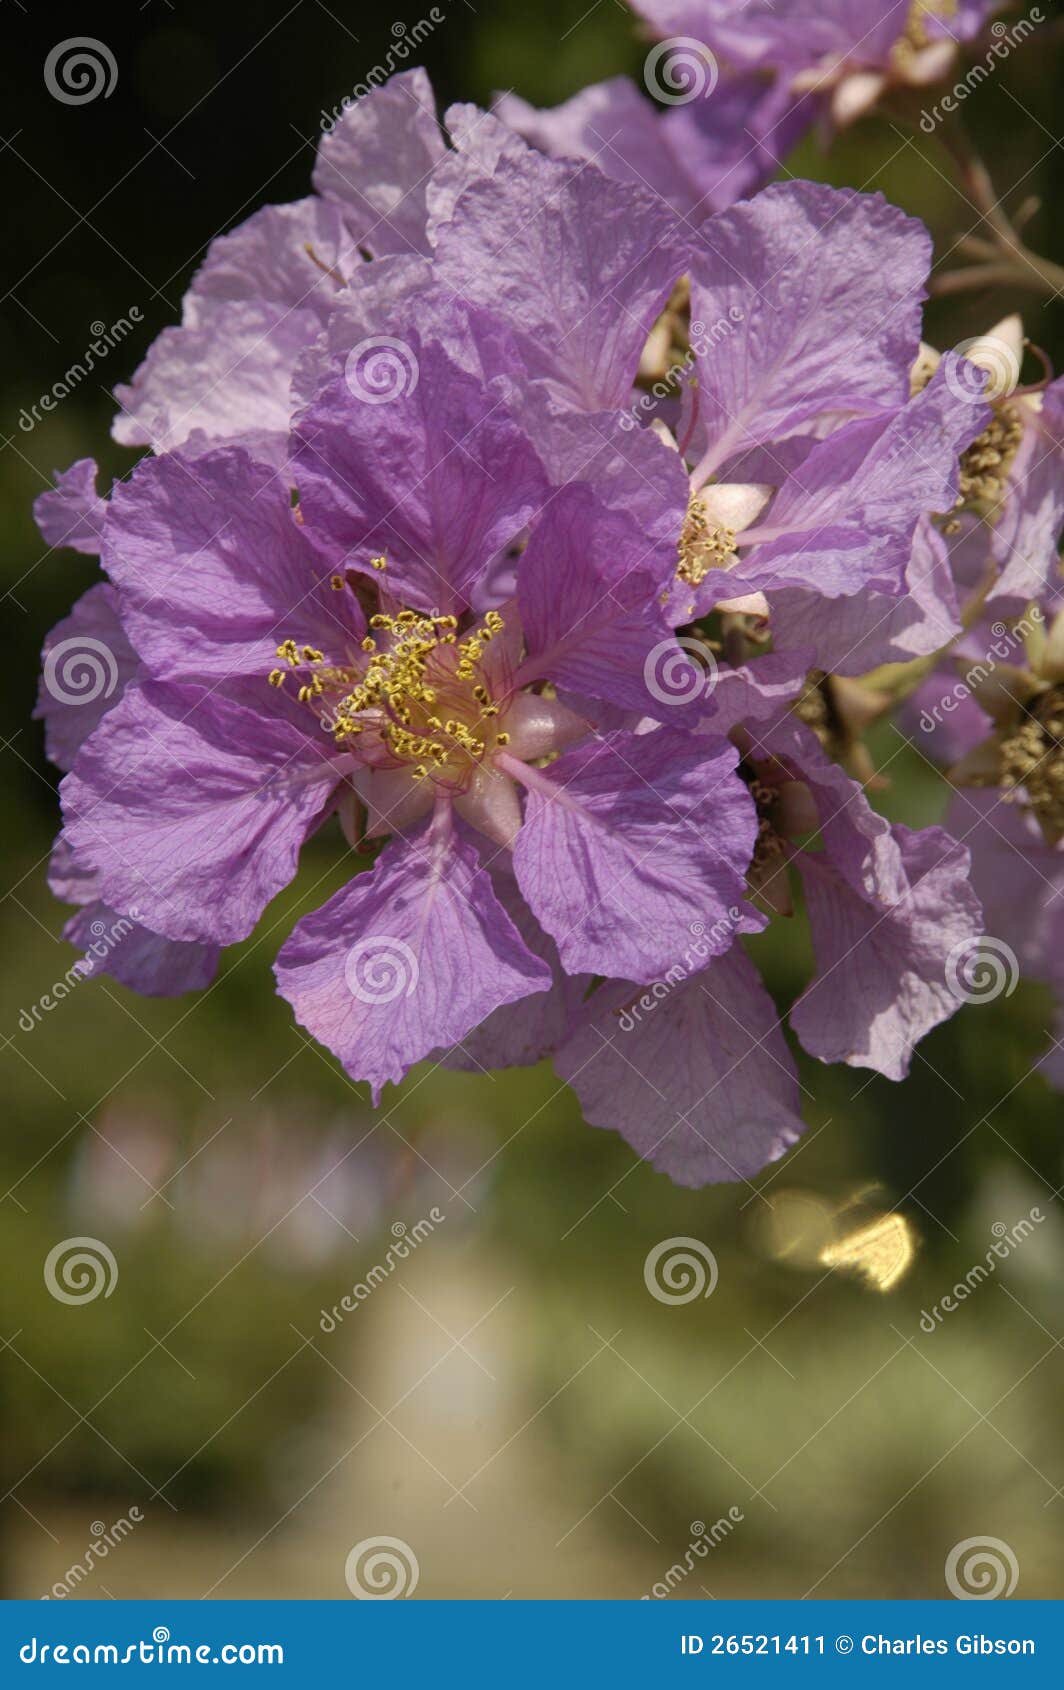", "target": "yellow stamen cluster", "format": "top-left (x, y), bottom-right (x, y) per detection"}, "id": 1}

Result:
top-left (677, 499), bottom-right (737, 587)
top-left (954, 402), bottom-right (1025, 518)
top-left (269, 604), bottom-right (511, 782)
top-left (747, 778), bottom-right (788, 883)
top-left (999, 685), bottom-right (1064, 843)
top-left (792, 670), bottom-right (840, 757)
top-left (891, 0), bottom-right (957, 66)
